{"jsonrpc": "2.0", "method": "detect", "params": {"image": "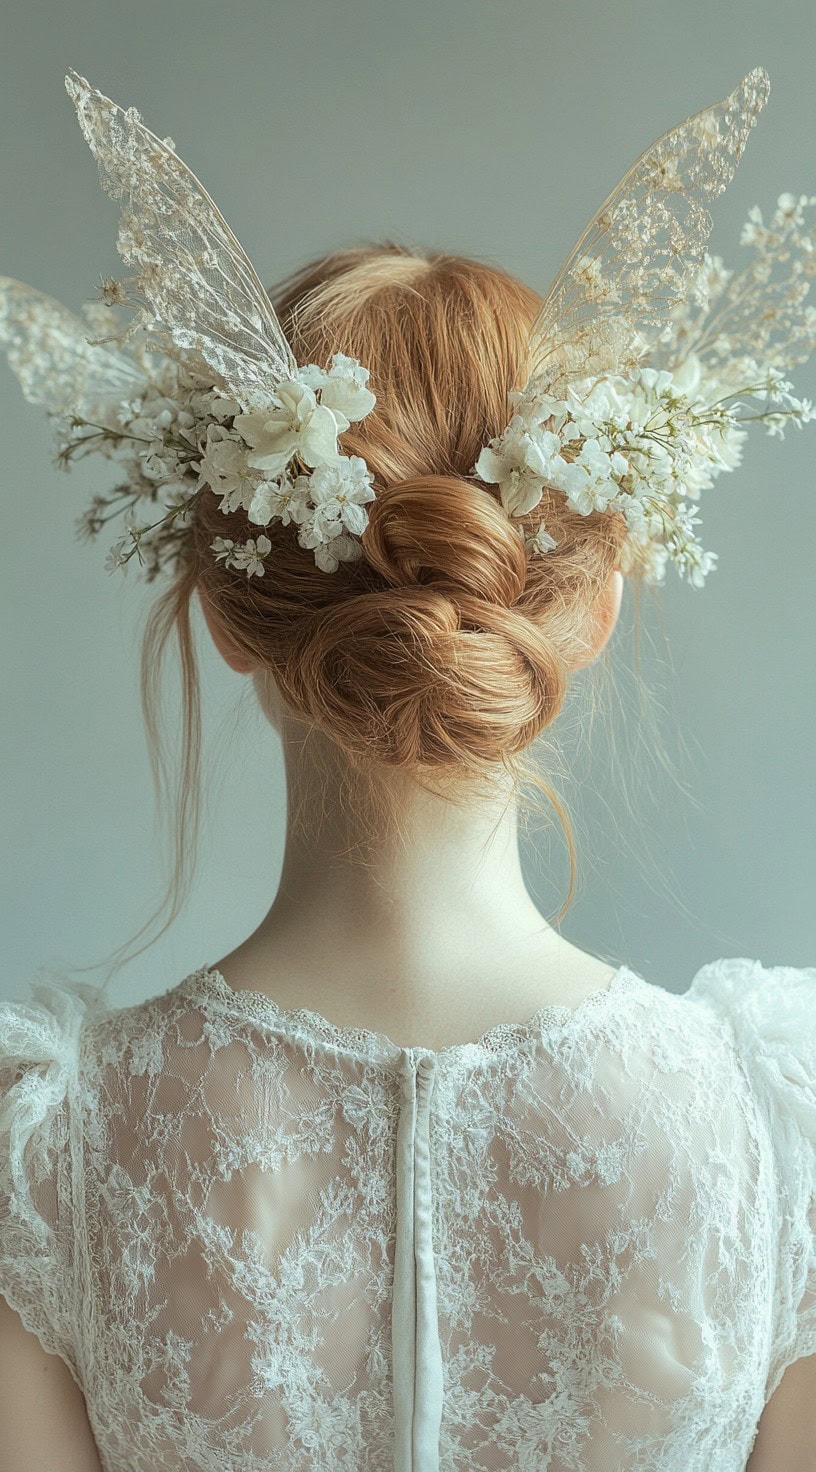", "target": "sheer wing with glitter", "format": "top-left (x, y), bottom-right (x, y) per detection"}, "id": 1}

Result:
top-left (525, 67), bottom-right (771, 396)
top-left (0, 277), bottom-right (146, 419)
top-left (63, 67), bottom-right (298, 412)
